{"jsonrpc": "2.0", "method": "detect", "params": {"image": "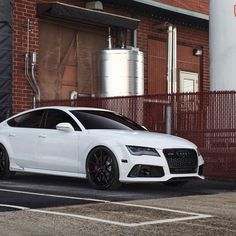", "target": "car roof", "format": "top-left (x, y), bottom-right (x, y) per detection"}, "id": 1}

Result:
top-left (35, 106), bottom-right (112, 112)
top-left (1, 106), bottom-right (115, 124)
top-left (0, 106), bottom-right (118, 125)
